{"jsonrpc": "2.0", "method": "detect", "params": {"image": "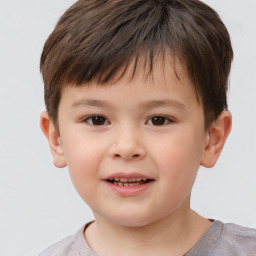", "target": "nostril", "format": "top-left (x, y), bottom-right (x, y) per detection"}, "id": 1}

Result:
top-left (113, 153), bottom-right (141, 159)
